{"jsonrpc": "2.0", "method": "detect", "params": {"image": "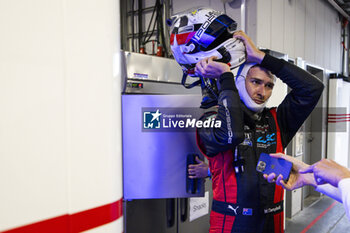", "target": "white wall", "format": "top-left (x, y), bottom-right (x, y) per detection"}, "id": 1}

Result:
top-left (327, 79), bottom-right (350, 167)
top-left (255, 0), bottom-right (342, 73)
top-left (0, 0), bottom-right (123, 232)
